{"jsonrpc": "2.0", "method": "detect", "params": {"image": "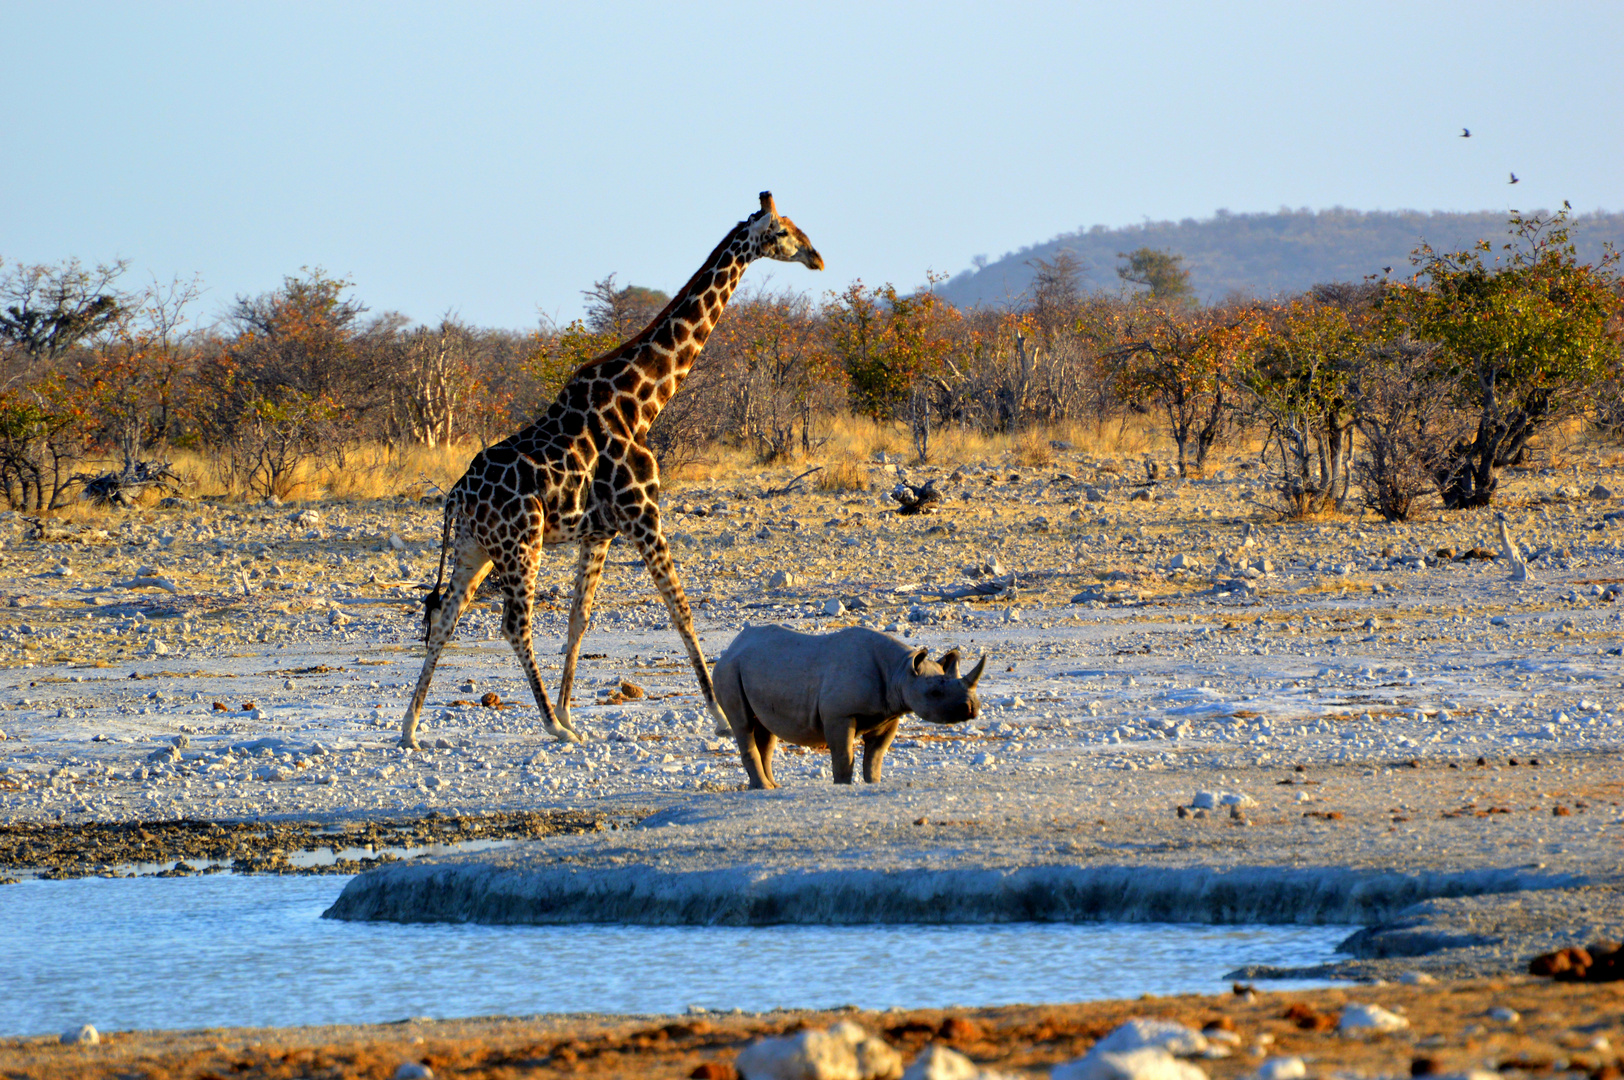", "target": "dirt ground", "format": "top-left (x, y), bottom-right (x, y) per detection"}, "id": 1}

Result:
top-left (6, 979), bottom-right (1623, 1080)
top-left (0, 809), bottom-right (608, 880)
